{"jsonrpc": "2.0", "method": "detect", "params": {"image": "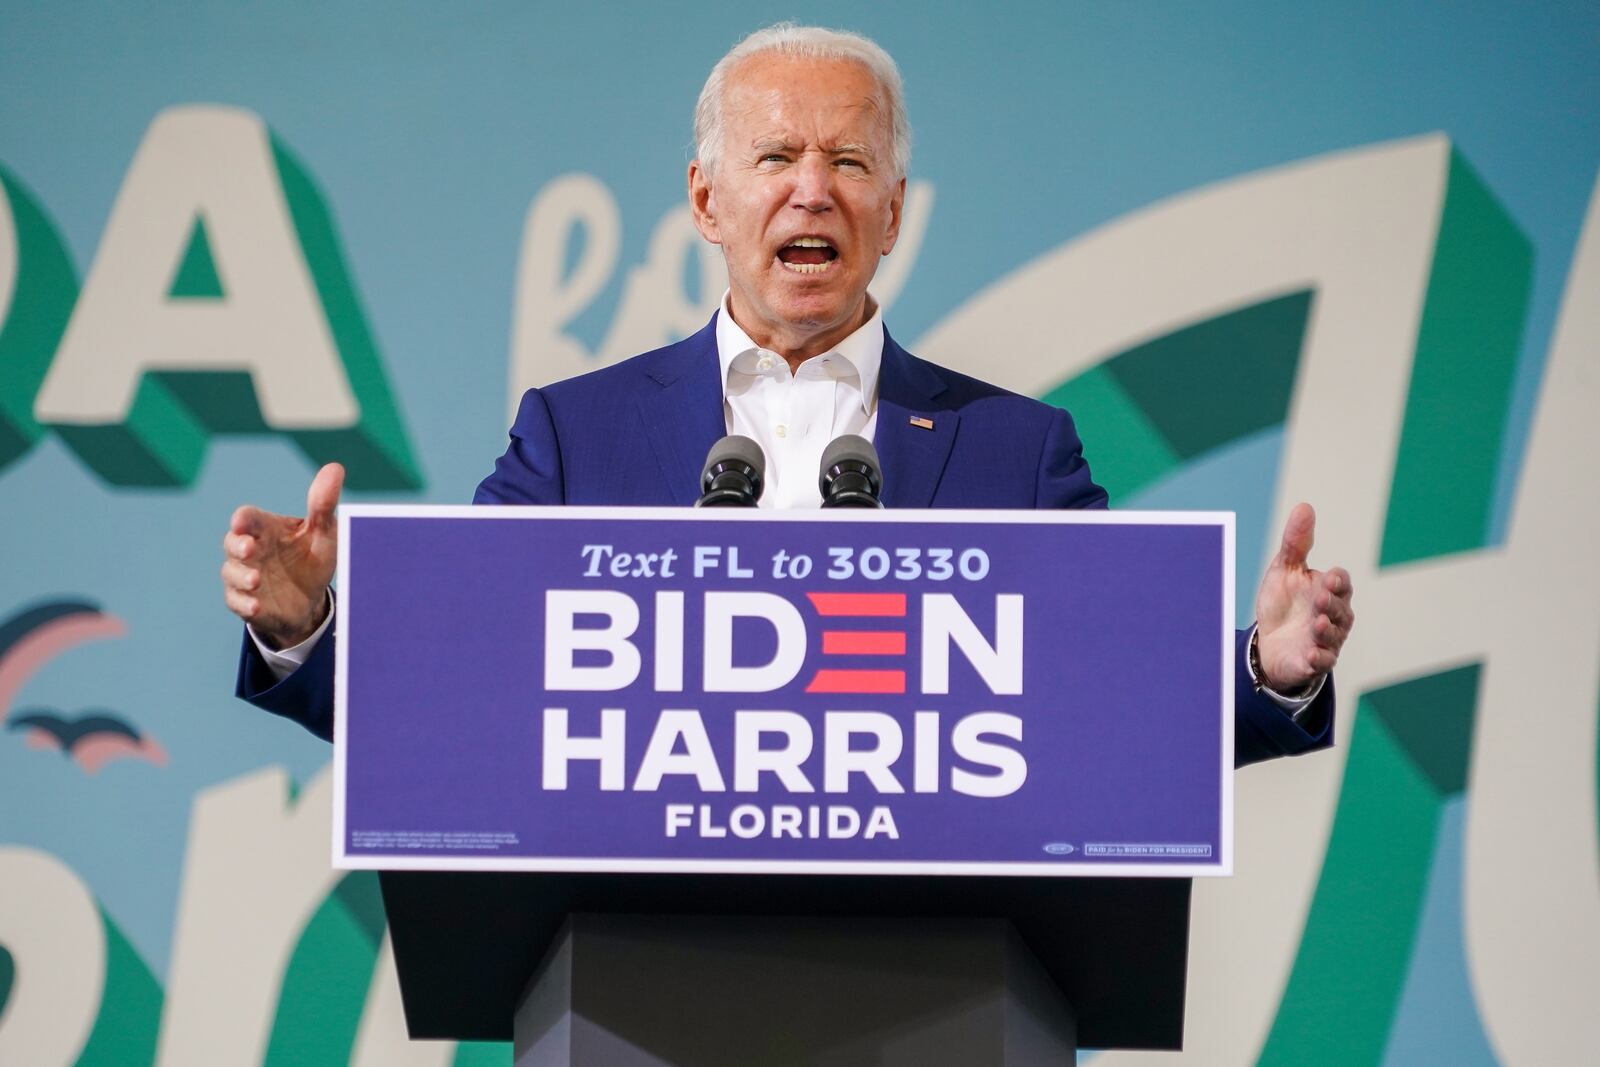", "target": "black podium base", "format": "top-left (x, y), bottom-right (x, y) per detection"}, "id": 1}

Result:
top-left (514, 915), bottom-right (1077, 1066)
top-left (379, 871), bottom-right (1191, 1051)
